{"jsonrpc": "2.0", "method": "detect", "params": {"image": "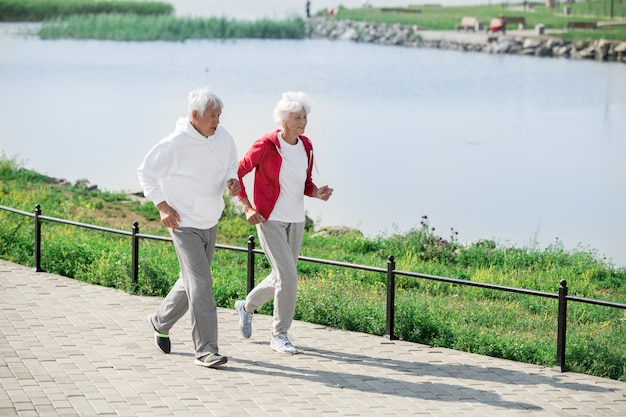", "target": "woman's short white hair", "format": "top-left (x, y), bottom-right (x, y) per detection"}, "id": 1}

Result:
top-left (188, 87), bottom-right (223, 118)
top-left (273, 91), bottom-right (313, 125)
